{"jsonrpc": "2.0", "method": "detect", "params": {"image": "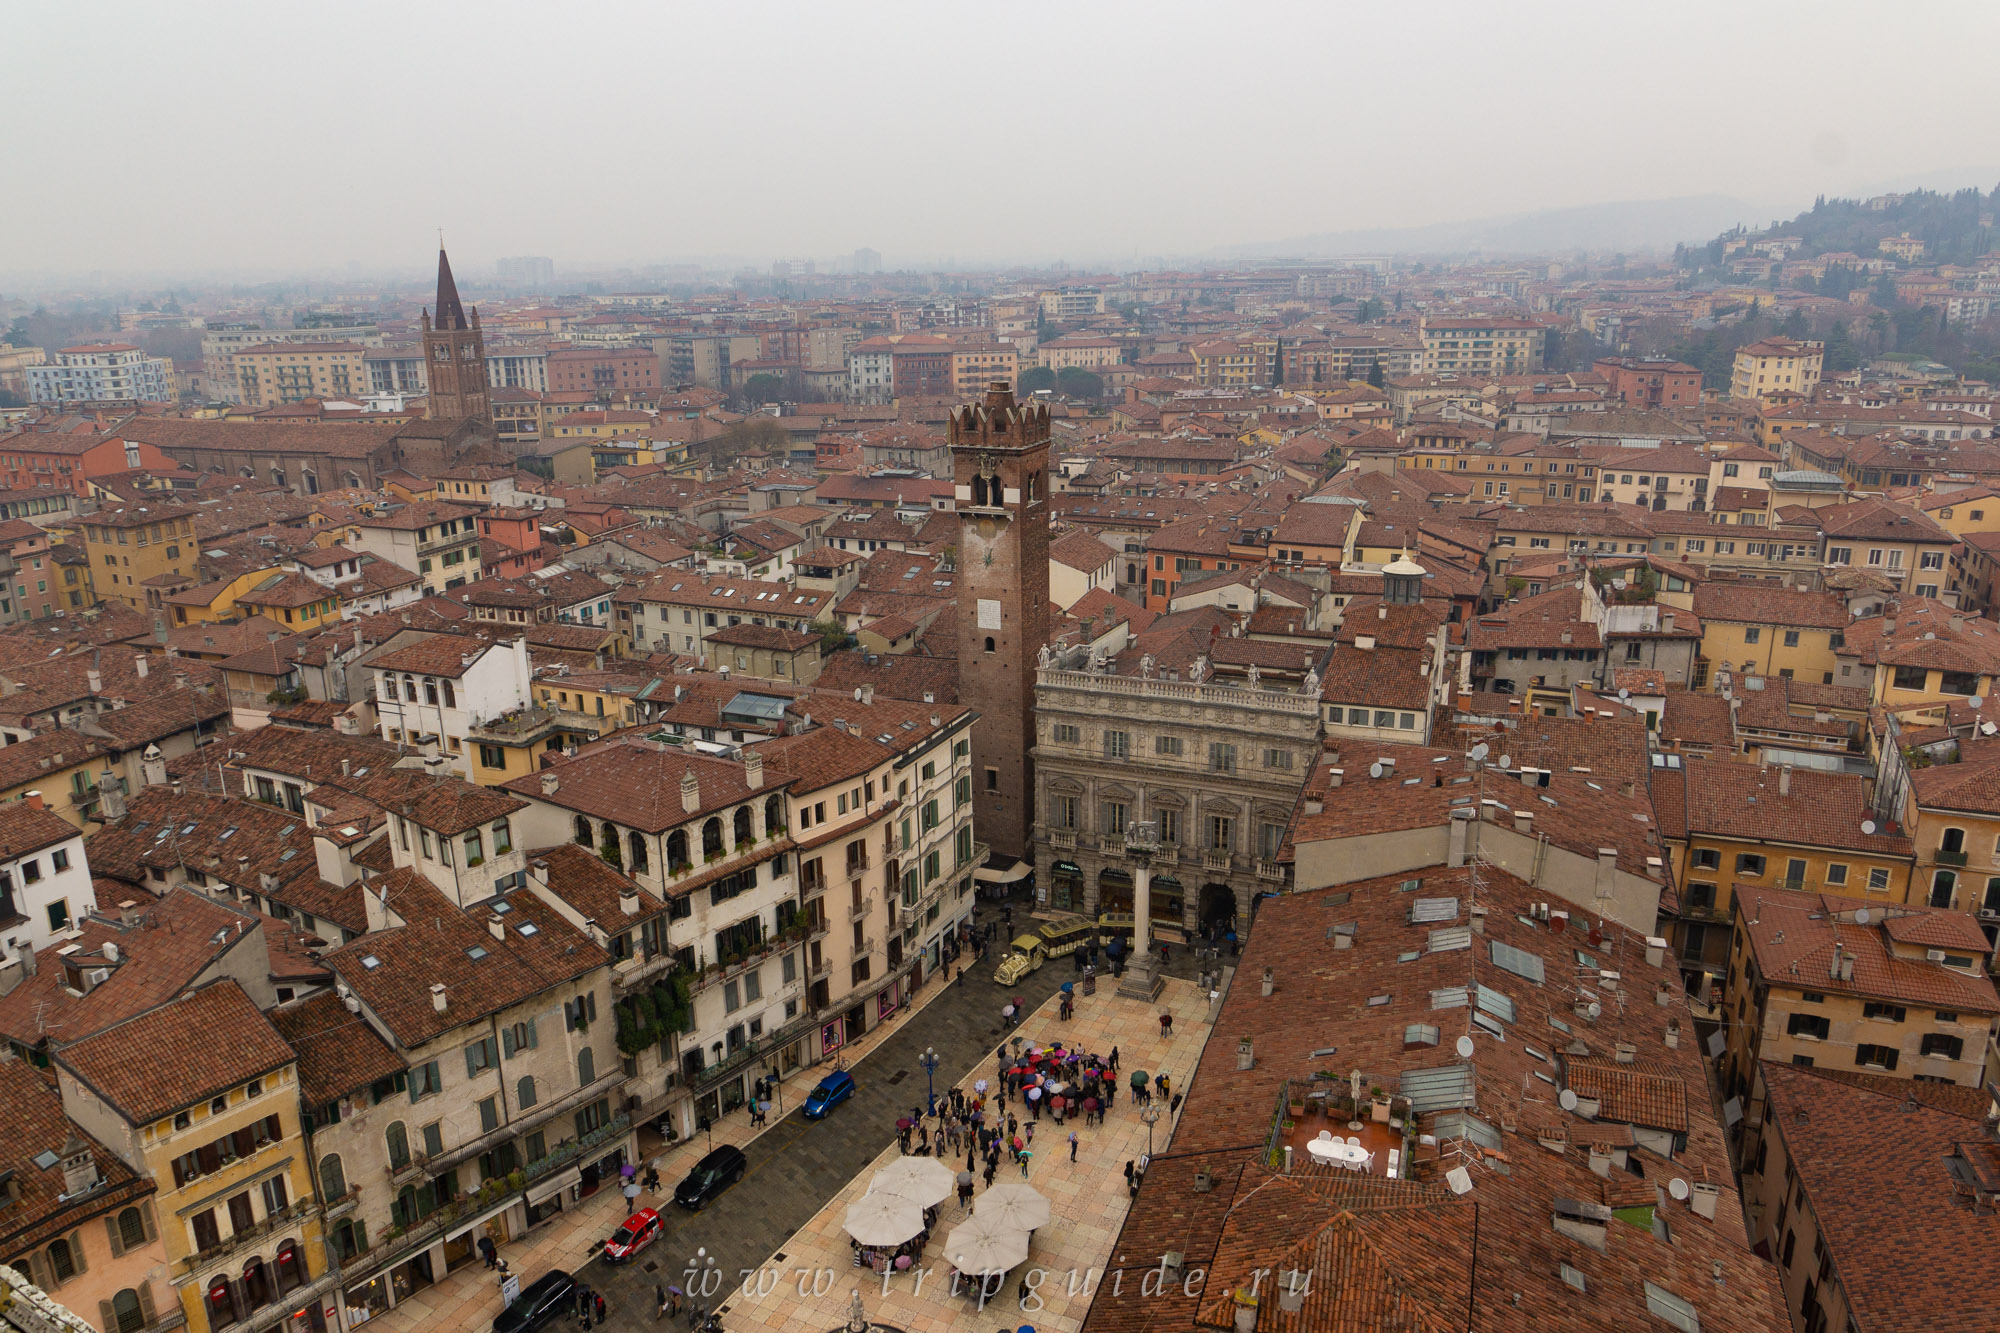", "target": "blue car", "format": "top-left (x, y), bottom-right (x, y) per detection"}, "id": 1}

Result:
top-left (804, 1070), bottom-right (856, 1119)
